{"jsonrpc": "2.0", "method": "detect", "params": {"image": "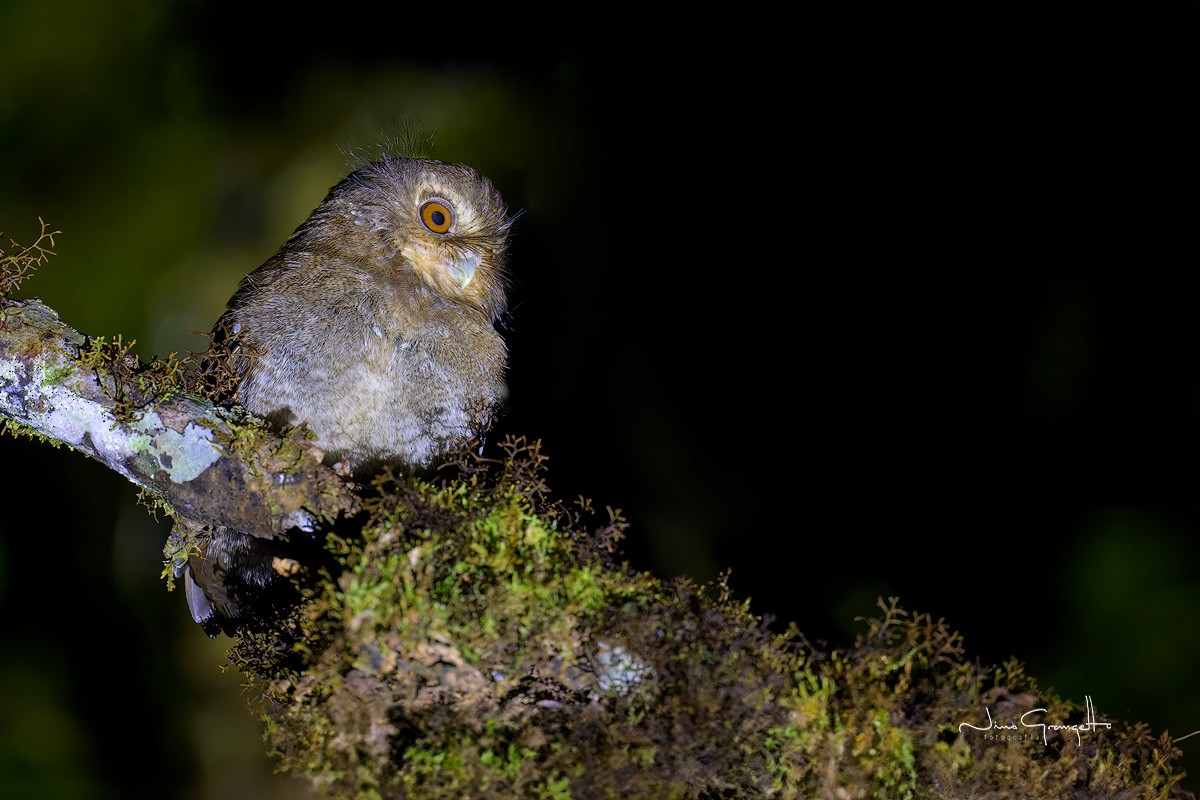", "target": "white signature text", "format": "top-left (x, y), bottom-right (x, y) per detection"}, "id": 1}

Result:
top-left (958, 695), bottom-right (1112, 746)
